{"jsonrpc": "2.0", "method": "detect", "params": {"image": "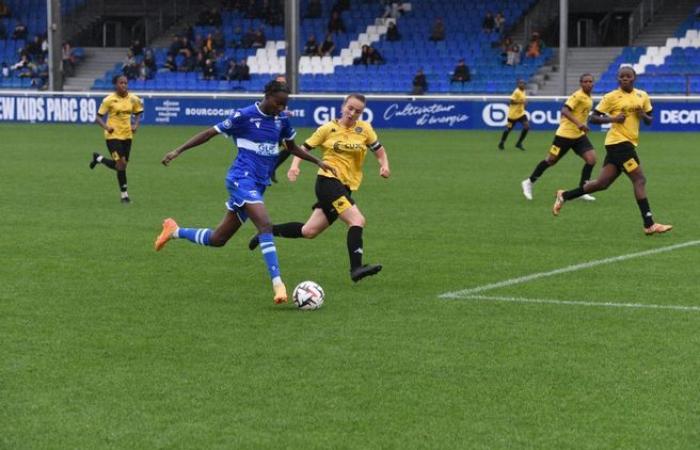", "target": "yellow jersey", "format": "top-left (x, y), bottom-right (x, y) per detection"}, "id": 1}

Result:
top-left (98, 92), bottom-right (144, 140)
top-left (595, 88), bottom-right (652, 147)
top-left (556, 89), bottom-right (593, 139)
top-left (304, 119), bottom-right (380, 191)
top-left (508, 88), bottom-right (527, 119)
